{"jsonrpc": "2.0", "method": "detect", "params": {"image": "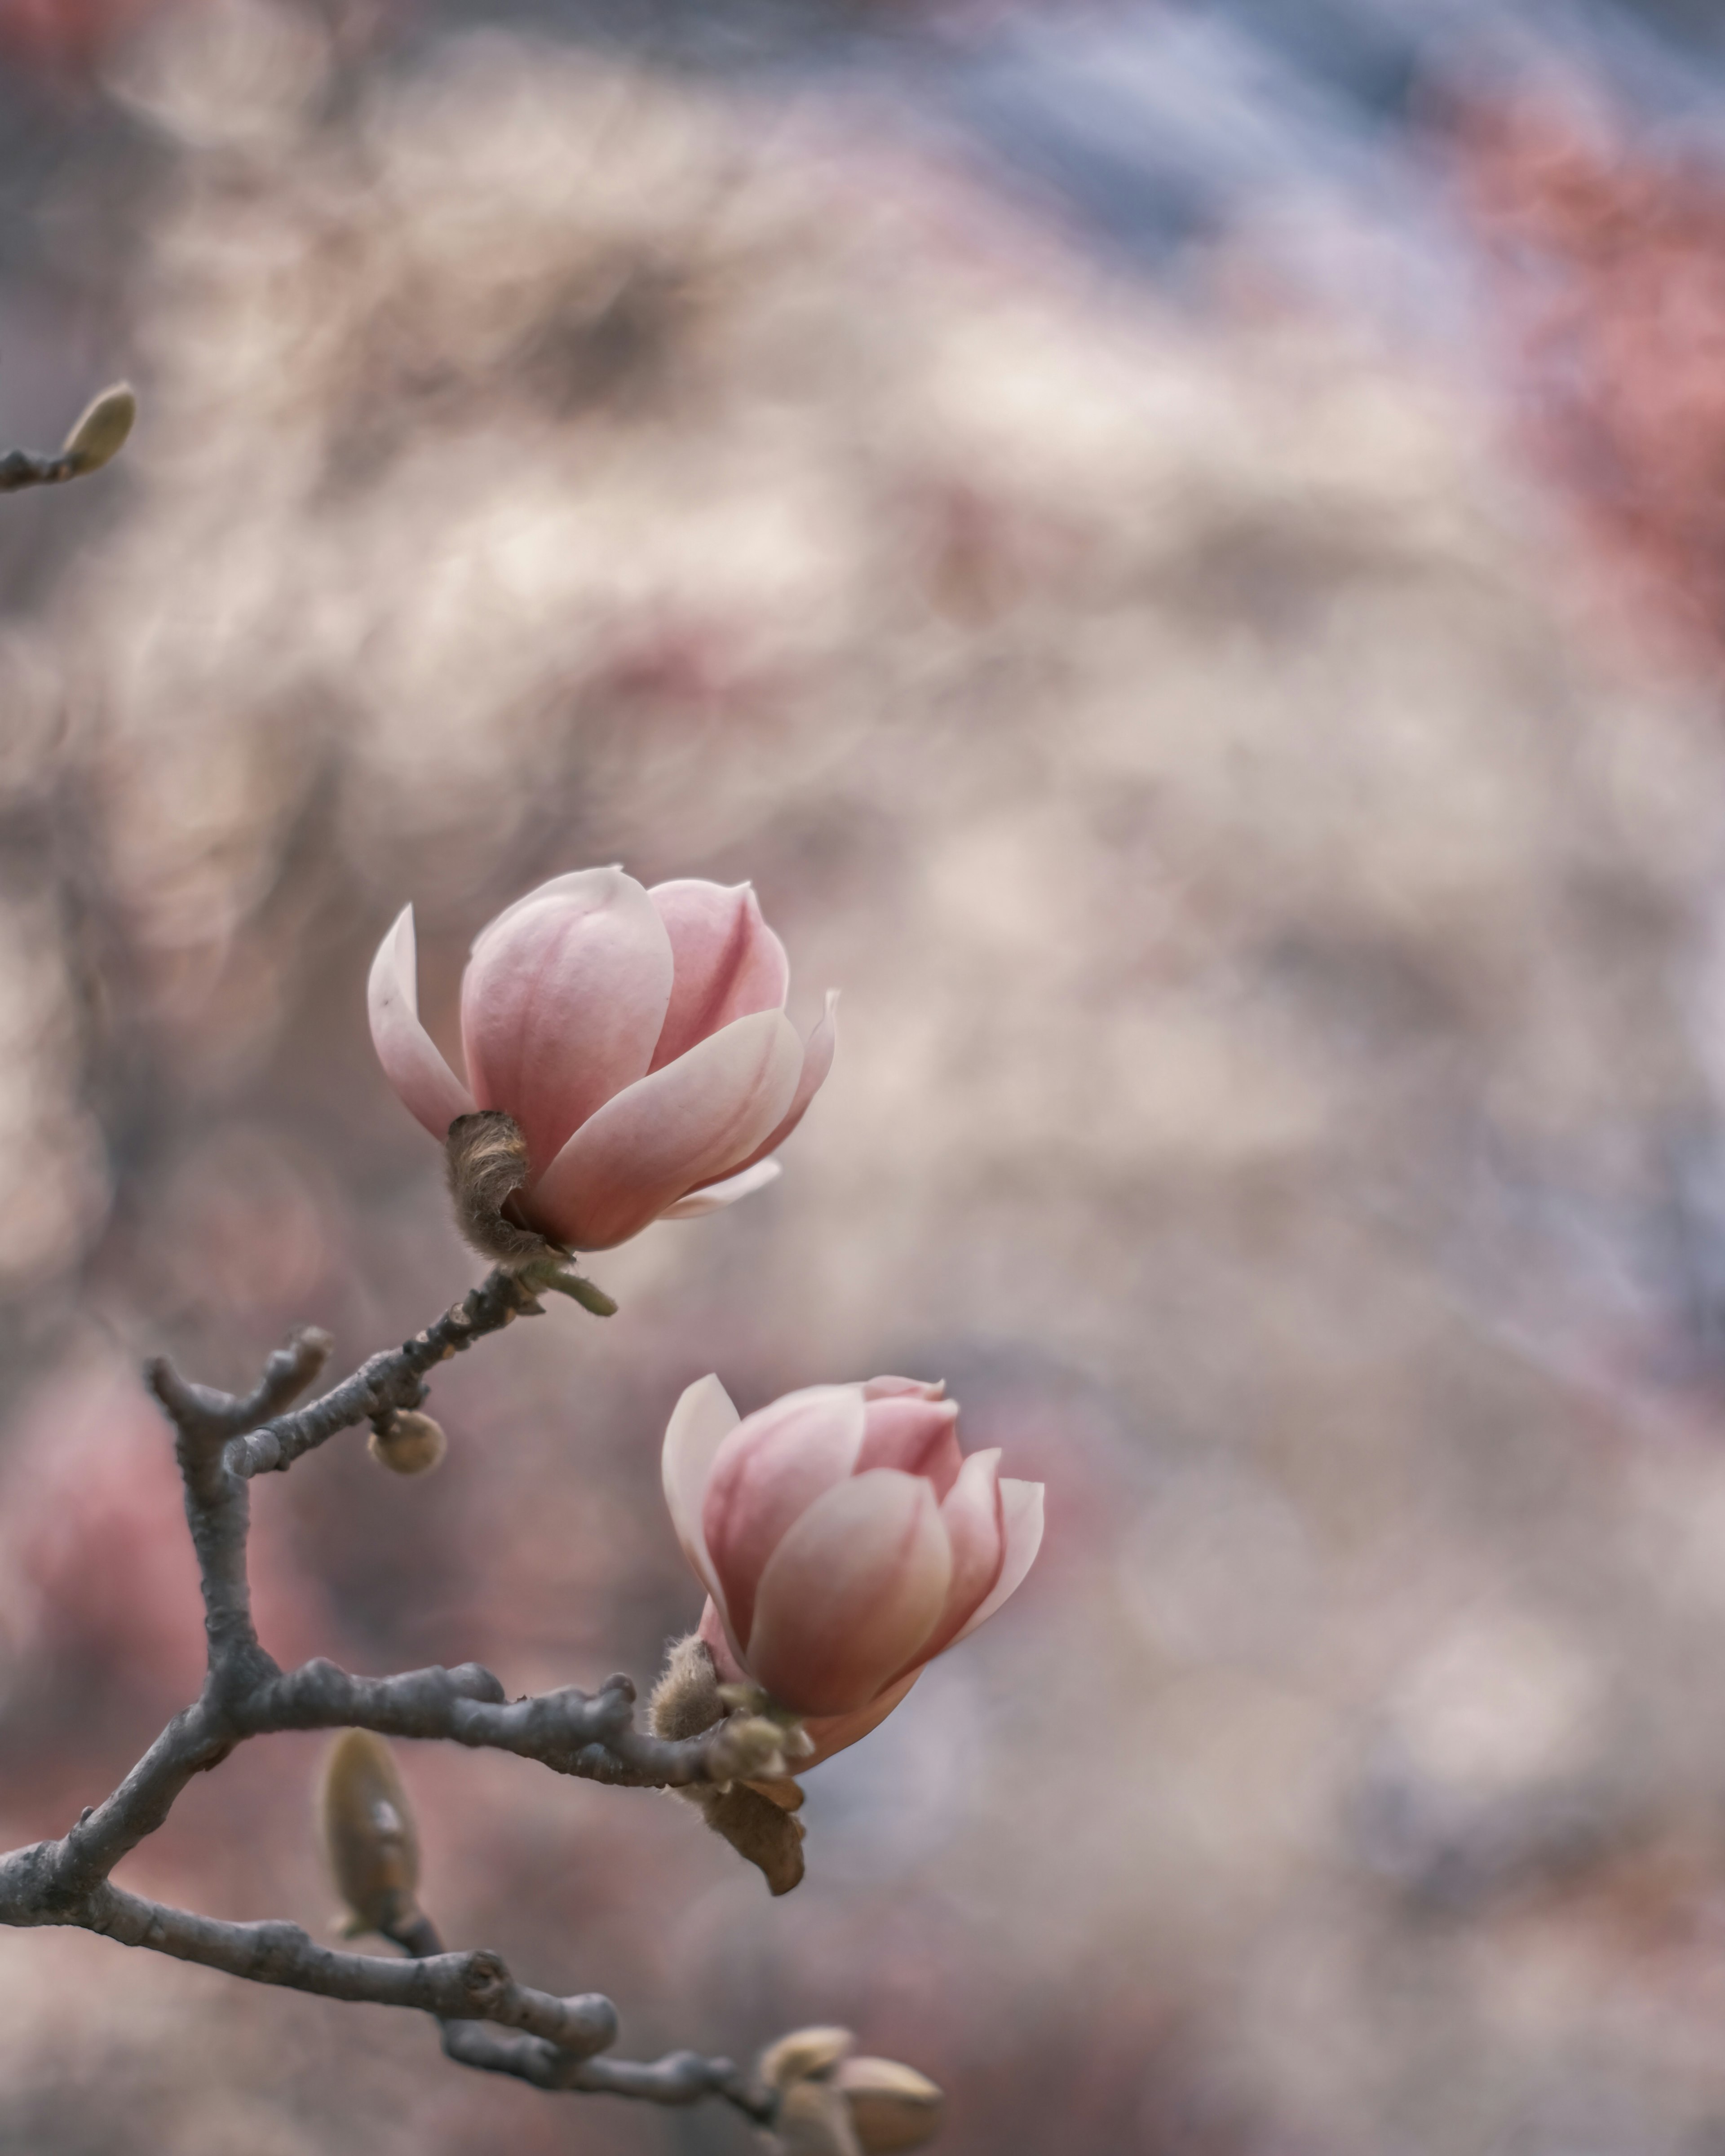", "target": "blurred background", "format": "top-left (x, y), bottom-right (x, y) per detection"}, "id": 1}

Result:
top-left (8, 1), bottom-right (1725, 2150)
